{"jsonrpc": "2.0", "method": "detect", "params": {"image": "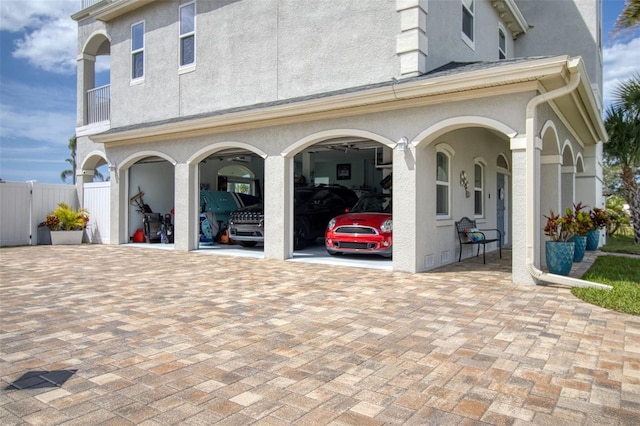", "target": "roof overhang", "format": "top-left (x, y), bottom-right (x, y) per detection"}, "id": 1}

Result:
top-left (491, 0), bottom-right (529, 38)
top-left (72, 0), bottom-right (155, 22)
top-left (91, 56), bottom-right (606, 148)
